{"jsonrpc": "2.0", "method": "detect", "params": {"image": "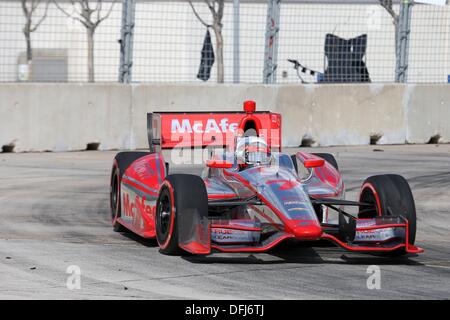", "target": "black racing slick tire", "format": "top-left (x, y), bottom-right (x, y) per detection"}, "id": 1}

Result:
top-left (110, 151), bottom-right (151, 232)
top-left (359, 174), bottom-right (417, 256)
top-left (155, 174), bottom-right (208, 255)
top-left (312, 153), bottom-right (339, 171)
